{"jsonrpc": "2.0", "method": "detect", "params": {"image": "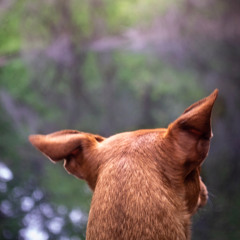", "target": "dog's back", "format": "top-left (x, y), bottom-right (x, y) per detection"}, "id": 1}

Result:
top-left (29, 89), bottom-right (218, 240)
